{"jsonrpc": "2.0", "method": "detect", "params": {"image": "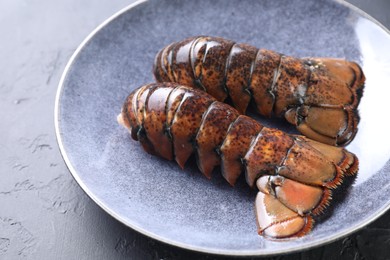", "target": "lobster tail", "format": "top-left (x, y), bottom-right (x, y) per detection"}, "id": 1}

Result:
top-left (153, 36), bottom-right (365, 146)
top-left (119, 83), bottom-right (358, 239)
